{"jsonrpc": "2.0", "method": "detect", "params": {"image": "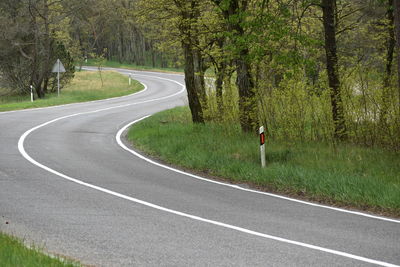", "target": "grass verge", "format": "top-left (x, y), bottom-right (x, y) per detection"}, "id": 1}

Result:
top-left (82, 59), bottom-right (183, 73)
top-left (0, 232), bottom-right (79, 267)
top-left (0, 70), bottom-right (143, 112)
top-left (127, 106), bottom-right (400, 217)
